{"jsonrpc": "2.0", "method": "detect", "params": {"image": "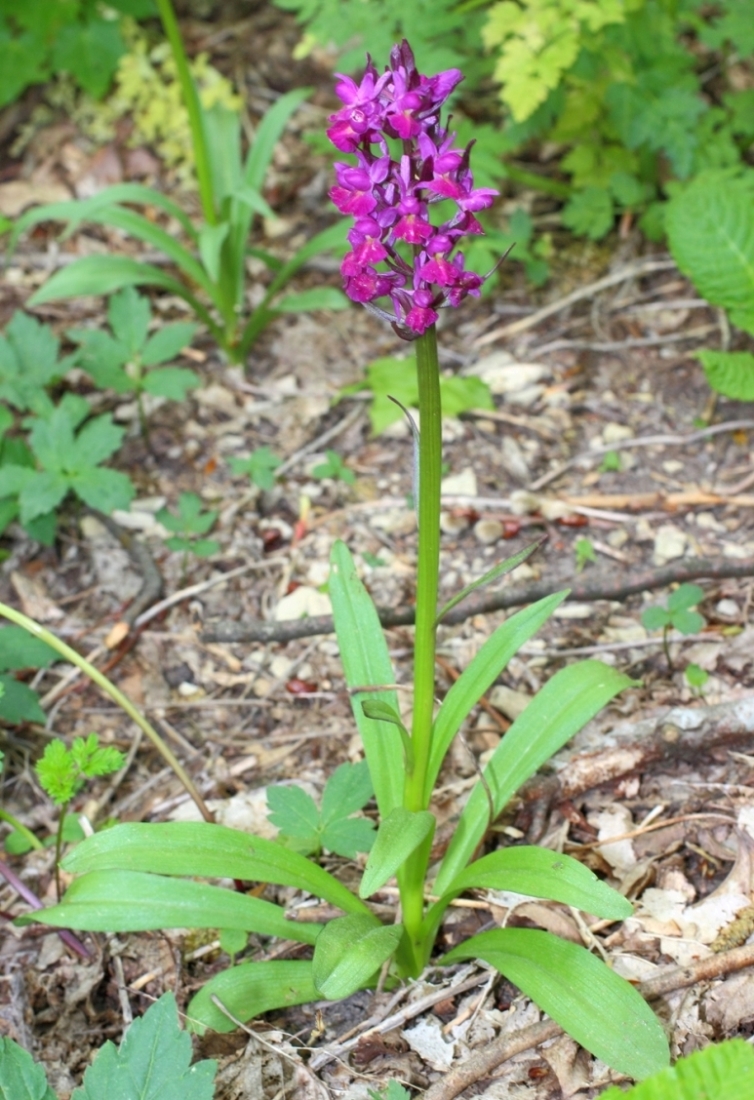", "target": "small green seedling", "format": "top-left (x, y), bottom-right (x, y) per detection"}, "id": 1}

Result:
top-left (229, 446), bottom-right (282, 491)
top-left (0, 992), bottom-right (216, 1100)
top-left (156, 492), bottom-right (220, 558)
top-left (574, 537), bottom-right (597, 572)
top-left (267, 760), bottom-right (376, 858)
top-left (641, 583), bottom-right (706, 670)
top-left (36, 733), bottom-right (125, 894)
top-left (599, 450), bottom-right (622, 473)
top-left (312, 449), bottom-right (356, 485)
top-left (685, 662), bottom-right (709, 693)
top-left (0, 394), bottom-right (135, 545)
top-left (68, 287), bottom-right (199, 434)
